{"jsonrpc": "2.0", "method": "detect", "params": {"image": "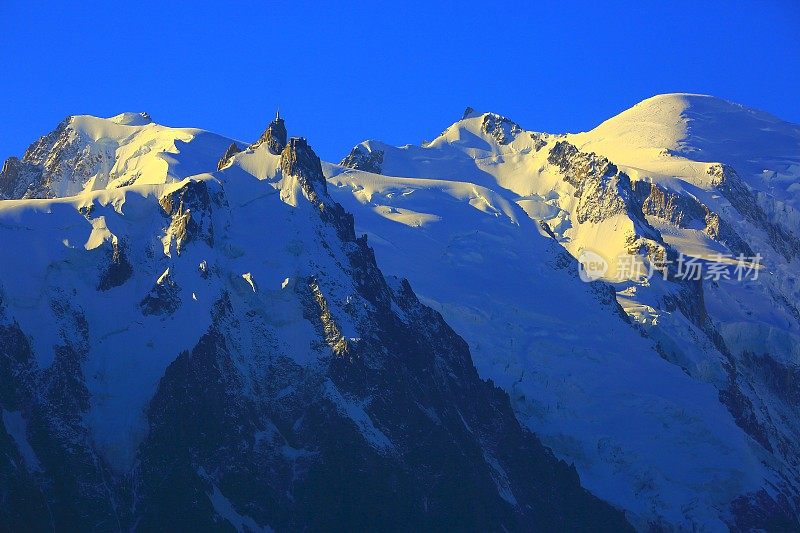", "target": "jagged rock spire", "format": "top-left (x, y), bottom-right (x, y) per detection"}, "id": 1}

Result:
top-left (251, 109), bottom-right (287, 155)
top-left (216, 142), bottom-right (242, 171)
top-left (280, 137), bottom-right (327, 195)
